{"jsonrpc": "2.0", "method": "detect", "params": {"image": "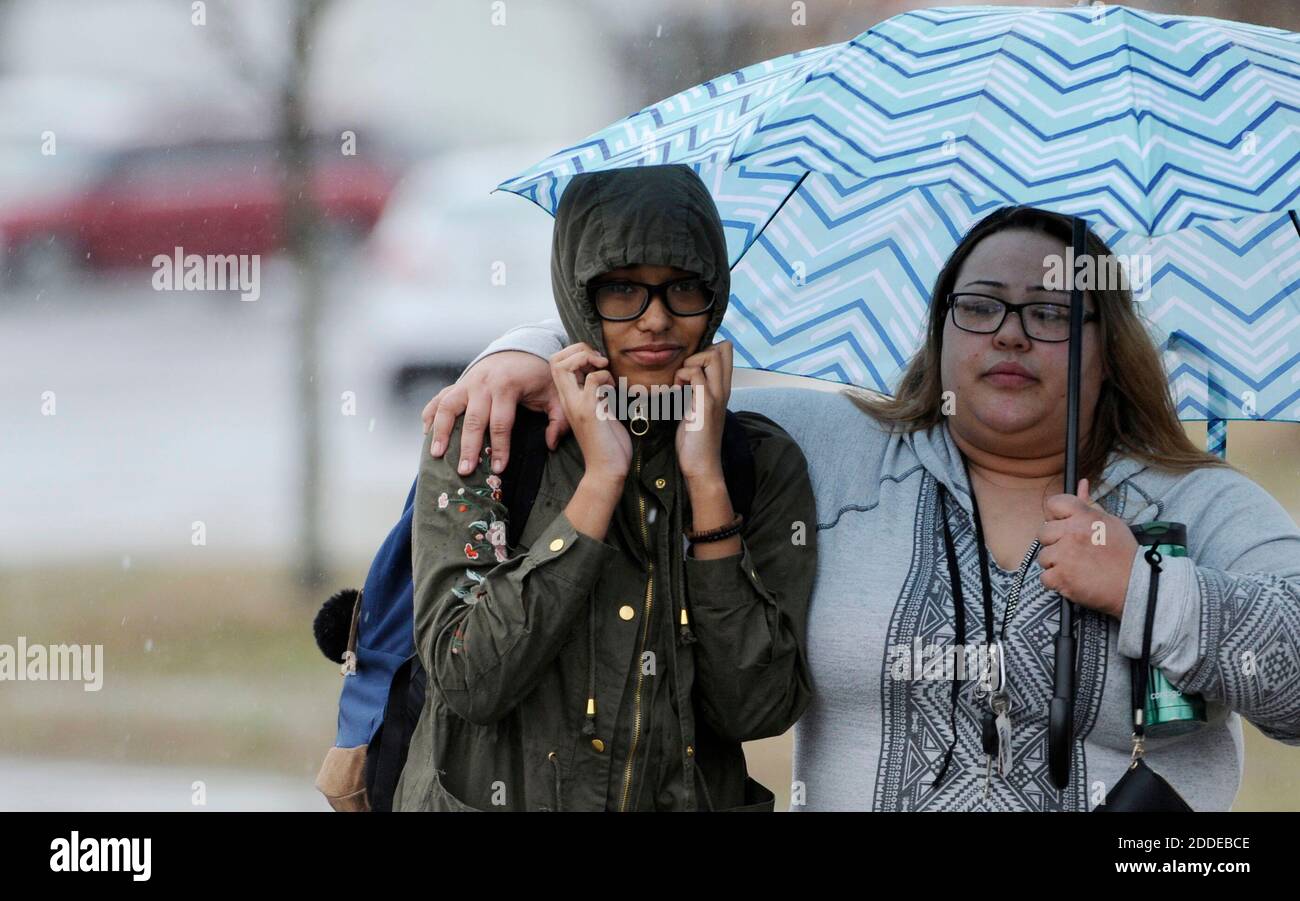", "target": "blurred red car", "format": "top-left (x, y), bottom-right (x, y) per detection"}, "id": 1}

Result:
top-left (0, 137), bottom-right (401, 281)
